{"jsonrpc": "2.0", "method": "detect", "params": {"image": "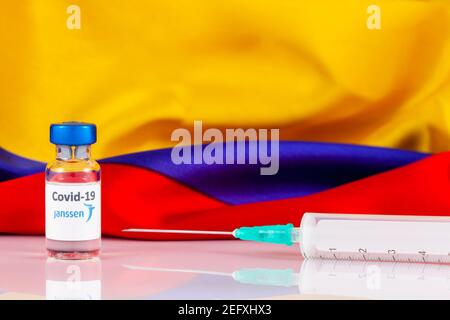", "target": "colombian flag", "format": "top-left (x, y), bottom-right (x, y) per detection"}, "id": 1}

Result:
top-left (1, 0), bottom-right (450, 239)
